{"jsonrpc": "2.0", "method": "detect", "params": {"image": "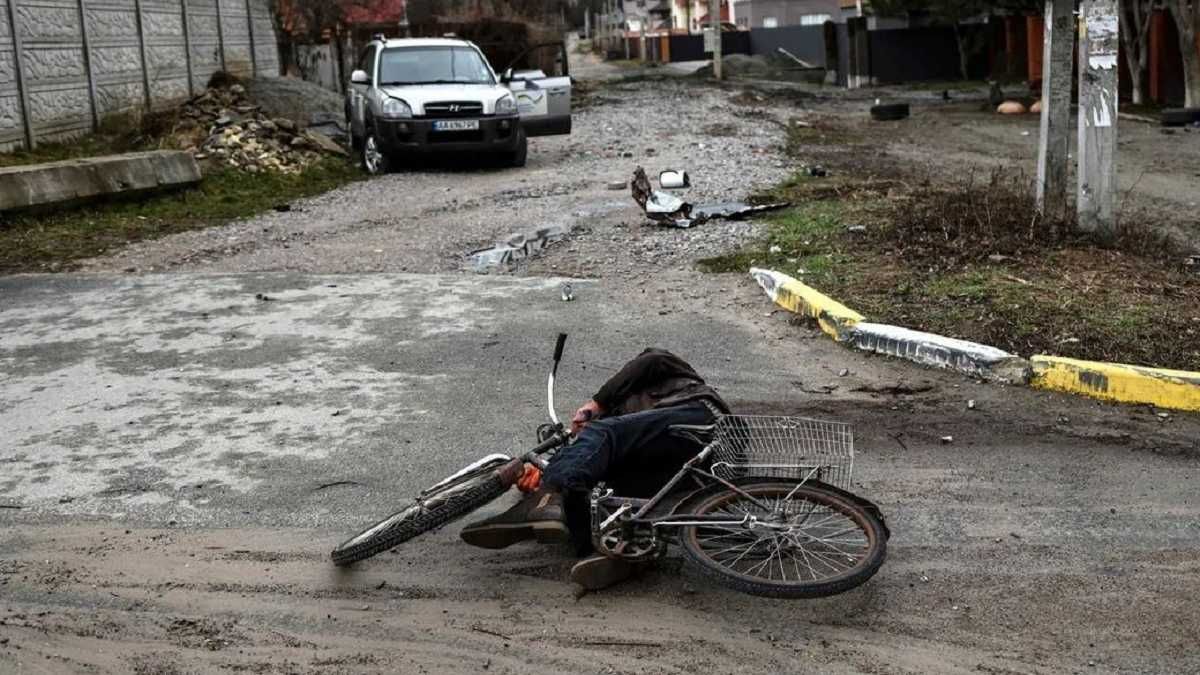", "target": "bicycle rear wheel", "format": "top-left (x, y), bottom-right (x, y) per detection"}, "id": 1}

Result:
top-left (680, 481), bottom-right (886, 599)
top-left (331, 472), bottom-right (508, 566)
